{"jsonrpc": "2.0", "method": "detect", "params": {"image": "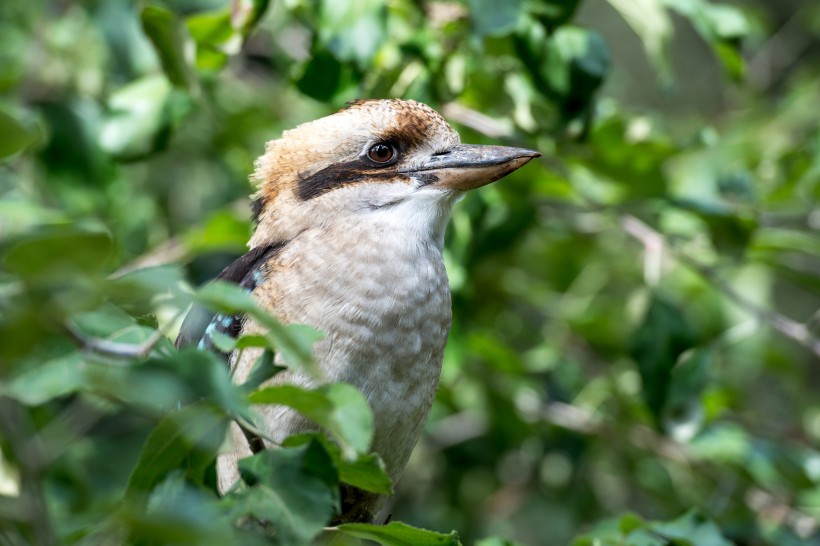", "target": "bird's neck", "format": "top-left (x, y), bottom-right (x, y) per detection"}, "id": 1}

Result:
top-left (250, 189), bottom-right (461, 252)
